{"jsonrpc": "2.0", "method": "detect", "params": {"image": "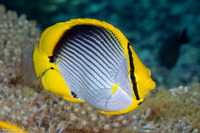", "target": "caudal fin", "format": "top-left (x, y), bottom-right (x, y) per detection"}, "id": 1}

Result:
top-left (21, 40), bottom-right (36, 84)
